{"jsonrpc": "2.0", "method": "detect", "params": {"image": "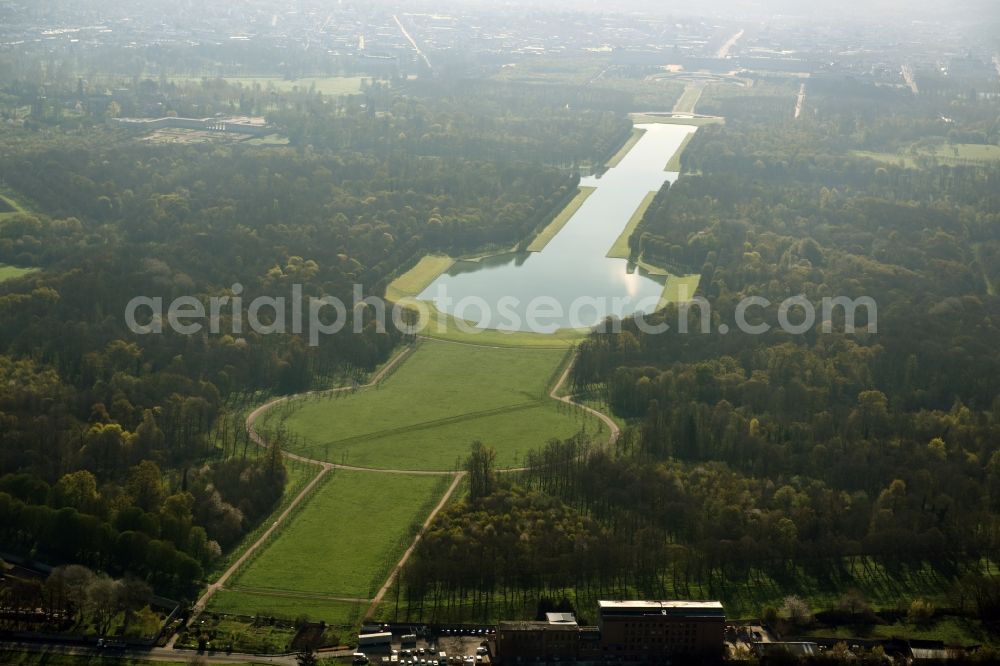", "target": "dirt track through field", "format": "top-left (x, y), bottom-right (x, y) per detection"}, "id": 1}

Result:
top-left (168, 337), bottom-right (620, 648)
